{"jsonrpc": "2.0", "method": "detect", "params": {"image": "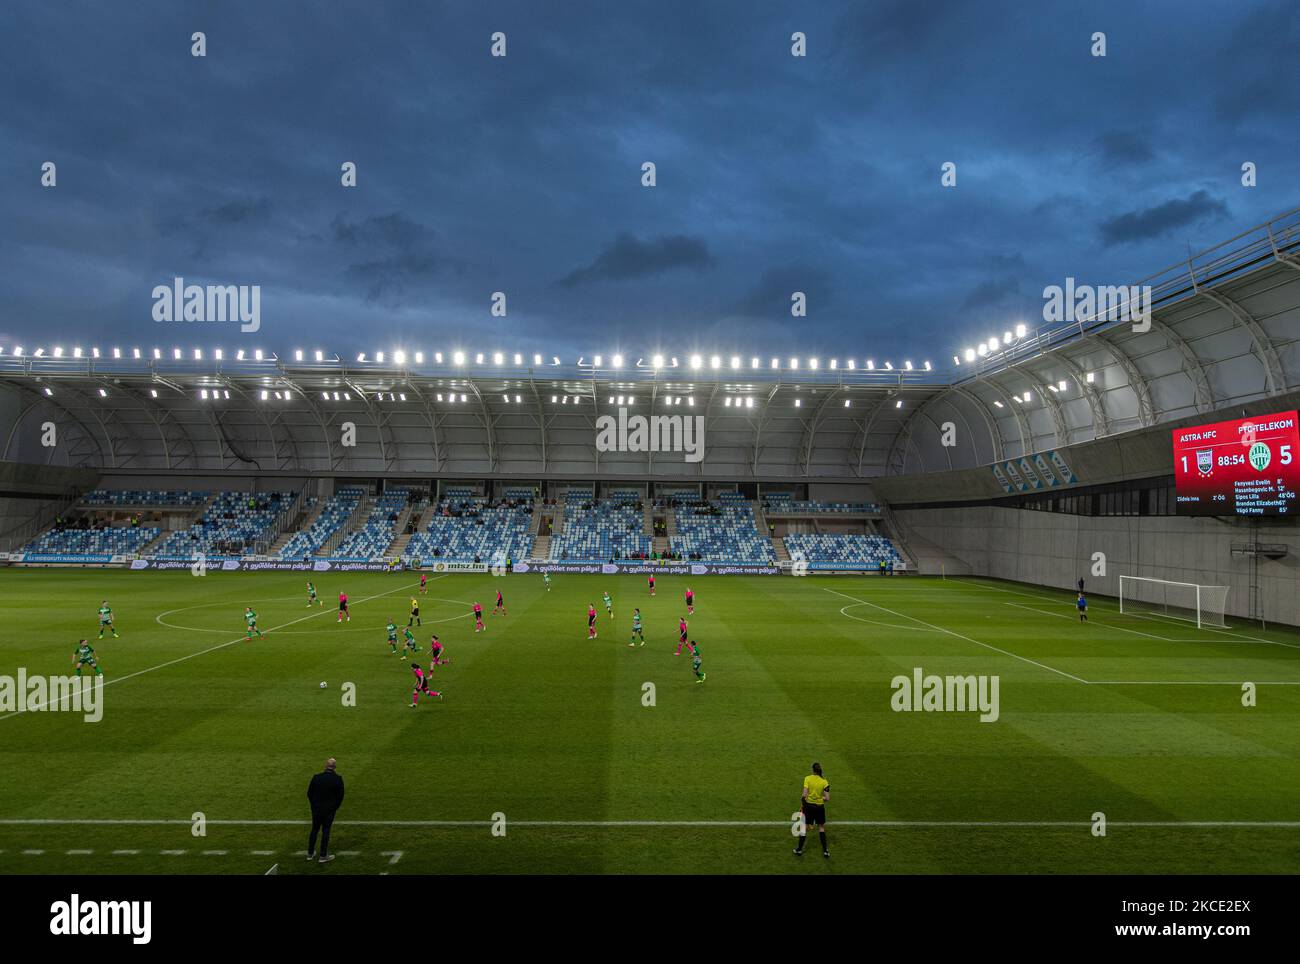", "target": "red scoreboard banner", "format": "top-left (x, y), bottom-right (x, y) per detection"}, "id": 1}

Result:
top-left (1172, 410), bottom-right (1300, 515)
